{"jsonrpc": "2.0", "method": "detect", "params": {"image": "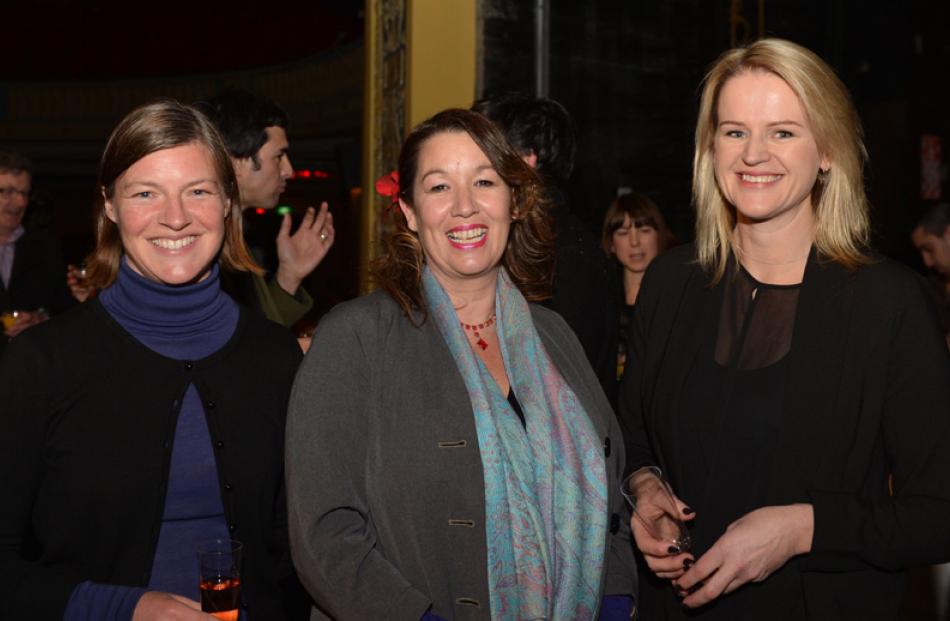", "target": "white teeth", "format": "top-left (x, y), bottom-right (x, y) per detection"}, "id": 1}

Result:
top-left (742, 174), bottom-right (781, 183)
top-left (151, 236), bottom-right (197, 250)
top-left (447, 228), bottom-right (486, 241)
